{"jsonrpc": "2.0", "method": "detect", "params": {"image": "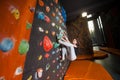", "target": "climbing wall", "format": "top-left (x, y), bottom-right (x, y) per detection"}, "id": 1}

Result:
top-left (22, 0), bottom-right (70, 80)
top-left (0, 0), bottom-right (36, 79)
